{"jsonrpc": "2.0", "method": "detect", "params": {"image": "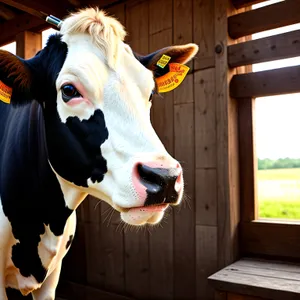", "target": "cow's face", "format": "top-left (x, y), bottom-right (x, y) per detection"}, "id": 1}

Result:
top-left (0, 8), bottom-right (198, 226)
